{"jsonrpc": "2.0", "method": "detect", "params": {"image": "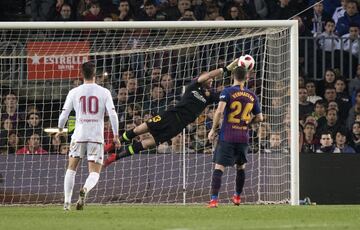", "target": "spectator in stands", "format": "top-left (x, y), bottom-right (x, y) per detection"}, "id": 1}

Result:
top-left (311, 99), bottom-right (327, 121)
top-left (264, 131), bottom-right (288, 154)
top-left (54, 3), bottom-right (75, 21)
top-left (71, 78), bottom-right (83, 89)
top-left (306, 80), bottom-right (322, 103)
top-left (316, 108), bottom-right (344, 137)
top-left (126, 78), bottom-right (140, 103)
top-left (301, 121), bottom-right (319, 153)
top-left (164, 0), bottom-right (191, 20)
top-left (31, 0), bottom-right (55, 21)
top-left (16, 133), bottom-right (48, 155)
top-left (205, 5), bottom-right (220, 20)
top-left (77, 0), bottom-right (92, 17)
top-left (82, 1), bottom-right (104, 21)
top-left (112, 0), bottom-right (134, 21)
top-left (145, 85), bottom-right (167, 114)
top-left (224, 5), bottom-right (247, 20)
top-left (149, 67), bottom-right (162, 85)
top-left (1, 92), bottom-right (24, 129)
top-left (140, 0), bottom-right (166, 20)
top-left (340, 23), bottom-right (360, 56)
top-left (346, 89), bottom-right (360, 130)
top-left (303, 1), bottom-right (331, 36)
top-left (350, 121), bottom-right (360, 151)
top-left (23, 112), bottom-right (50, 150)
top-left (317, 19), bottom-right (339, 51)
top-left (335, 128), bottom-right (356, 153)
top-left (348, 64), bottom-right (360, 97)
top-left (190, 124), bottom-right (211, 154)
top-left (0, 119), bottom-right (13, 150)
top-left (335, 78), bottom-right (351, 106)
top-left (59, 143), bottom-right (70, 155)
top-left (328, 101), bottom-right (339, 112)
top-left (336, 0), bottom-right (360, 36)
top-left (316, 130), bottom-right (341, 153)
top-left (179, 8), bottom-right (197, 20)
top-left (120, 69), bottom-right (134, 87)
top-left (160, 73), bottom-right (177, 101)
top-left (299, 87), bottom-right (314, 120)
top-left (333, 0), bottom-right (348, 24)
top-left (49, 133), bottom-right (66, 154)
top-left (116, 87), bottom-right (128, 114)
top-left (317, 69), bottom-right (336, 97)
top-left (96, 70), bottom-right (116, 97)
top-left (5, 132), bottom-right (21, 154)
